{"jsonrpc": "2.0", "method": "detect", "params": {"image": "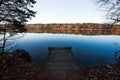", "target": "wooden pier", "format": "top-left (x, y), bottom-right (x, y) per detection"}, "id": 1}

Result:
top-left (40, 47), bottom-right (81, 80)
